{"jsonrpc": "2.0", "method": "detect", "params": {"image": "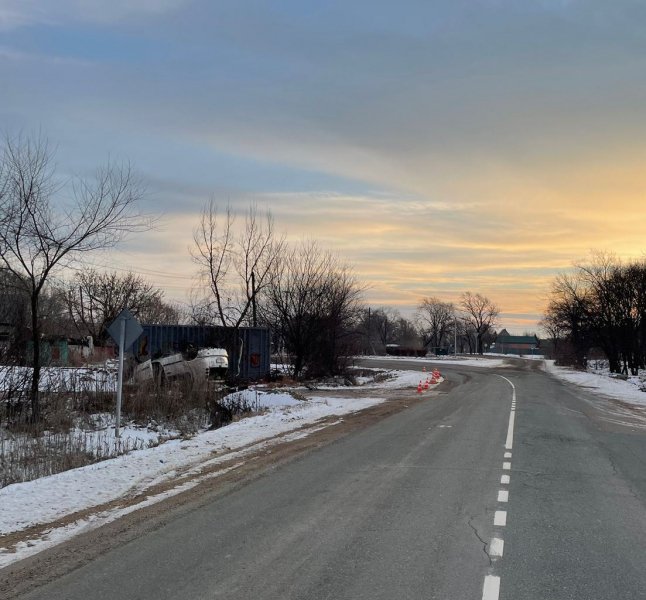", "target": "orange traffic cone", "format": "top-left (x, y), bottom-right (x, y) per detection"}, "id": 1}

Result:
top-left (417, 381), bottom-right (423, 393)
top-left (430, 376), bottom-right (438, 384)
top-left (422, 366), bottom-right (426, 372)
top-left (424, 380), bottom-right (429, 389)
